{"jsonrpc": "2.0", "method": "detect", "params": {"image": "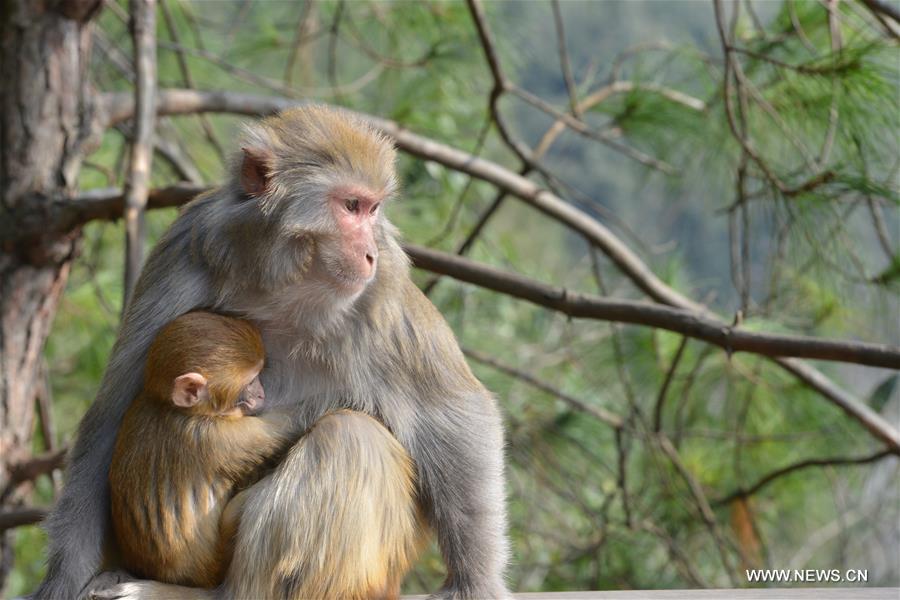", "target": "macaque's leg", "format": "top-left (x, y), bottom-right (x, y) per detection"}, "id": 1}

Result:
top-left (224, 410), bottom-right (423, 600)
